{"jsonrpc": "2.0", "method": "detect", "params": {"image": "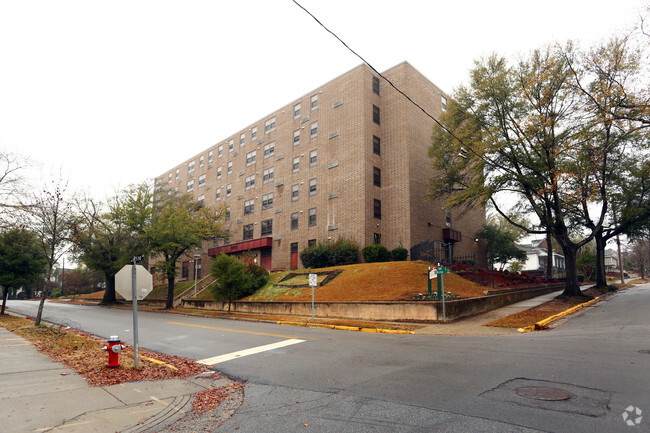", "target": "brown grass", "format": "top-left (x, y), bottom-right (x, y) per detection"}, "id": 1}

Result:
top-left (246, 261), bottom-right (489, 302)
